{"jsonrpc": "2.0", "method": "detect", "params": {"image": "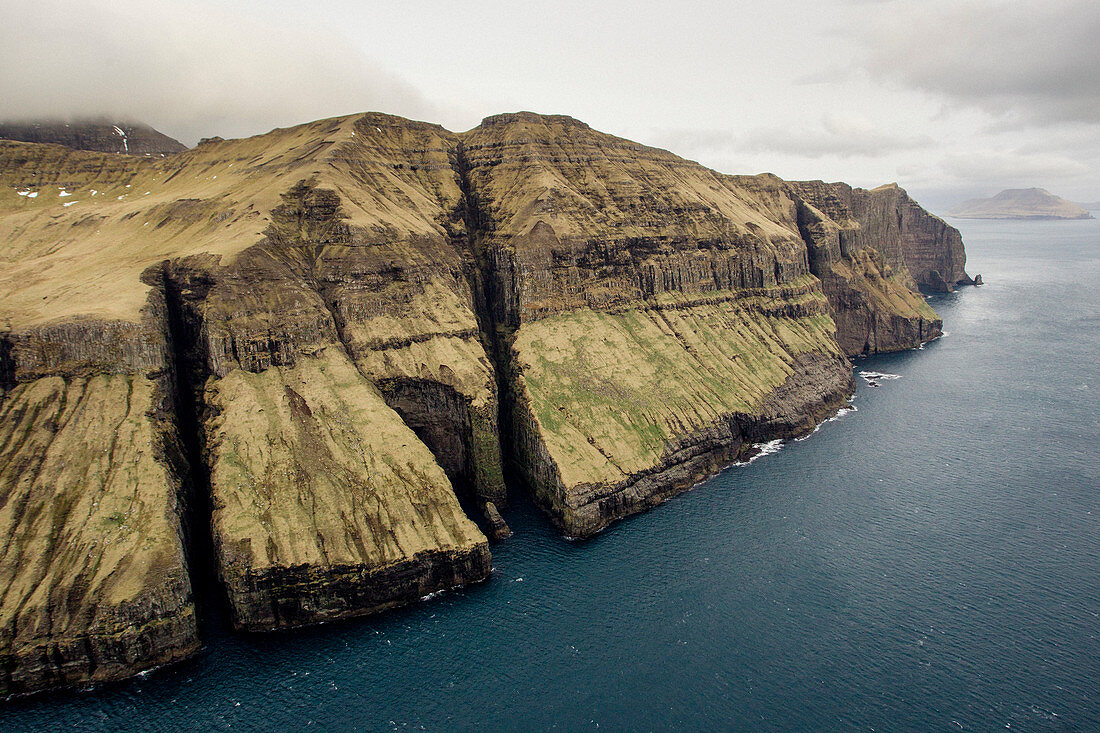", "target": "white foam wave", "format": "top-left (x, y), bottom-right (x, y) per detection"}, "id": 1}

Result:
top-left (796, 404), bottom-right (858, 441)
top-left (859, 370), bottom-right (902, 382)
top-left (739, 438), bottom-right (784, 466)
